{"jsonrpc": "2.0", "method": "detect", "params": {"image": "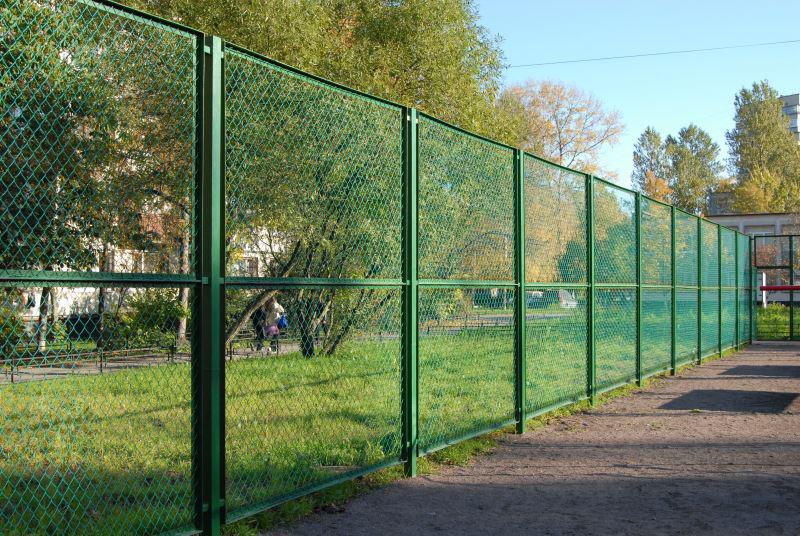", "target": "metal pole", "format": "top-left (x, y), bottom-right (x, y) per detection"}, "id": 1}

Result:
top-left (670, 206), bottom-right (677, 374)
top-left (750, 236), bottom-right (754, 343)
top-left (735, 233), bottom-right (740, 348)
top-left (717, 226), bottom-right (722, 356)
top-left (514, 150), bottom-right (527, 433)
top-left (197, 35), bottom-right (225, 535)
top-left (635, 193), bottom-right (642, 385)
top-left (697, 218), bottom-right (702, 364)
top-left (401, 107), bottom-right (419, 477)
top-left (587, 175), bottom-right (596, 405)
top-left (790, 236), bottom-right (795, 341)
